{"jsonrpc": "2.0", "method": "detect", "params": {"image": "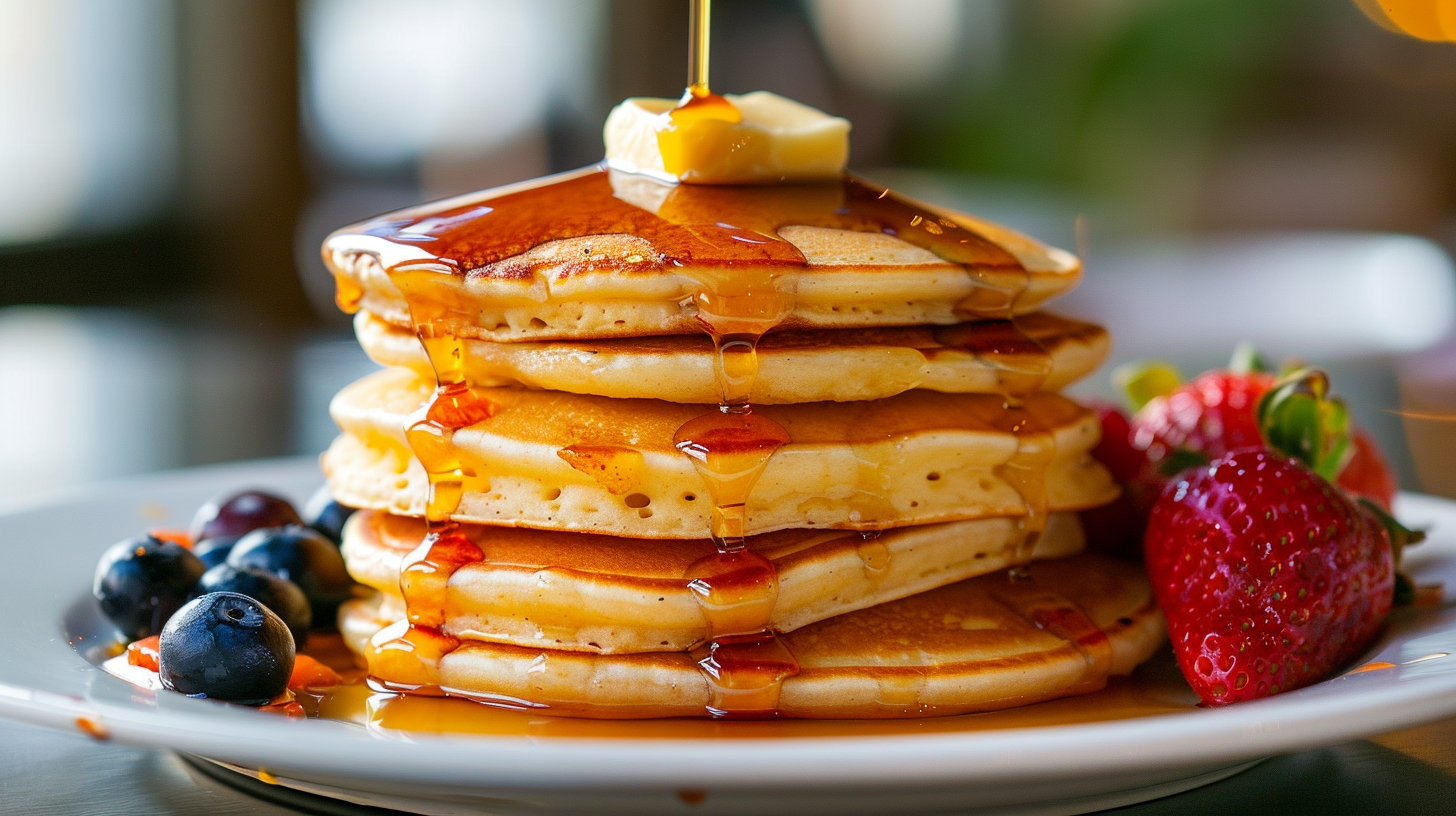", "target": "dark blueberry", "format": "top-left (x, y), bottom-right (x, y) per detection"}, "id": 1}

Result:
top-left (193, 564), bottom-right (312, 645)
top-left (303, 484), bottom-right (355, 544)
top-left (227, 525), bottom-right (354, 623)
top-left (190, 490), bottom-right (302, 542)
top-left (94, 534), bottom-right (207, 640)
top-left (159, 592), bottom-right (294, 705)
top-left (192, 535), bottom-right (241, 569)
